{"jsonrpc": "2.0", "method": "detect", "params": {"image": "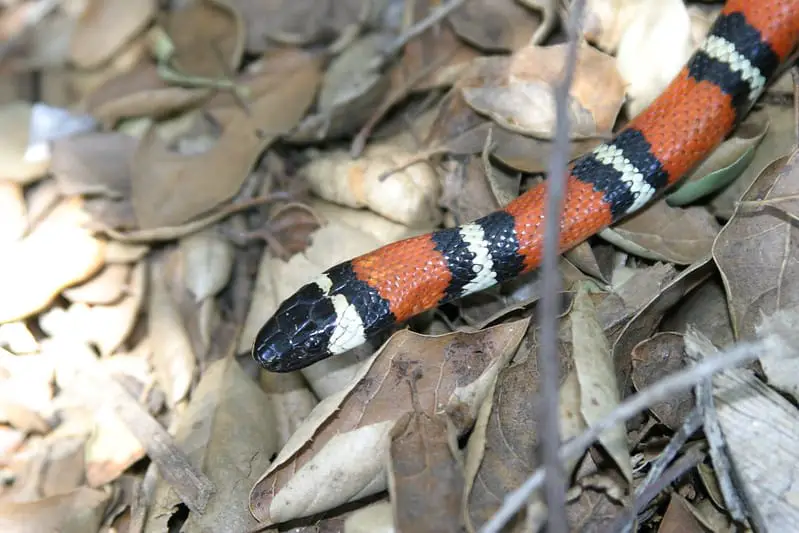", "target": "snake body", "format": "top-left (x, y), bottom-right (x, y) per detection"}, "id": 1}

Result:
top-left (254, 0), bottom-right (799, 372)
